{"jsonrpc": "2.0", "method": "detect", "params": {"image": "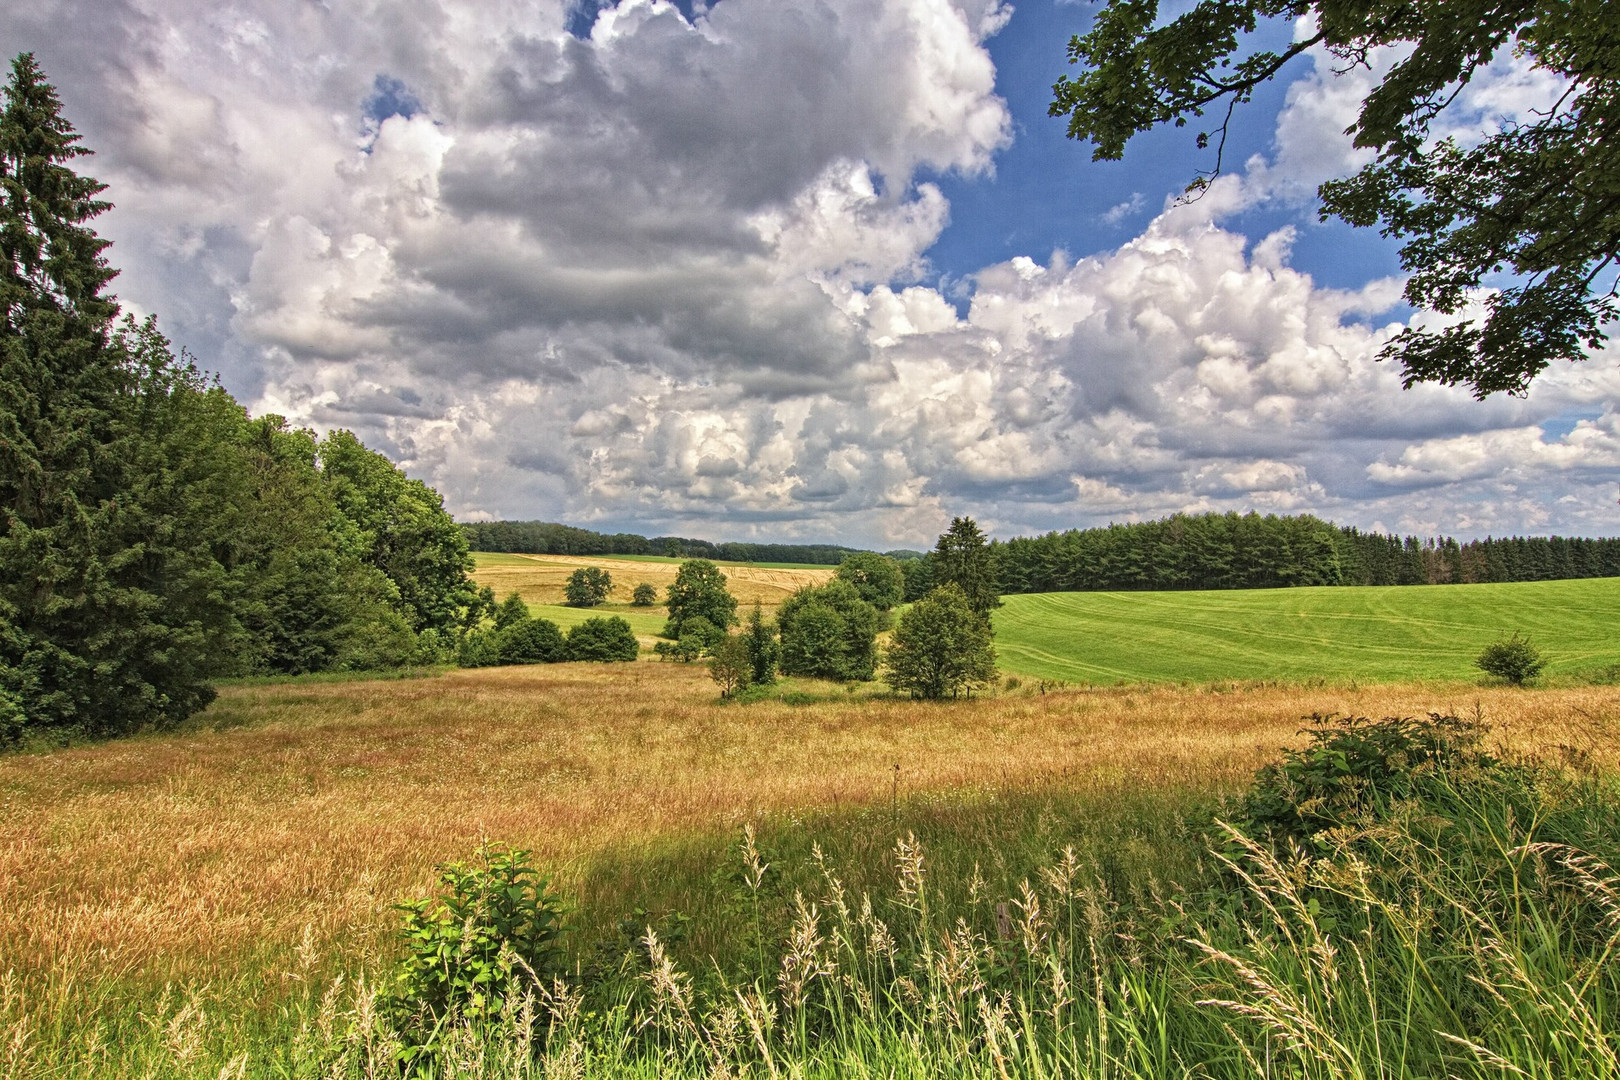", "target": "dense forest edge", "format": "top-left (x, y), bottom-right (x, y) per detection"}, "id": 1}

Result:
top-left (460, 519), bottom-right (882, 566)
top-left (469, 512), bottom-right (1620, 601)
